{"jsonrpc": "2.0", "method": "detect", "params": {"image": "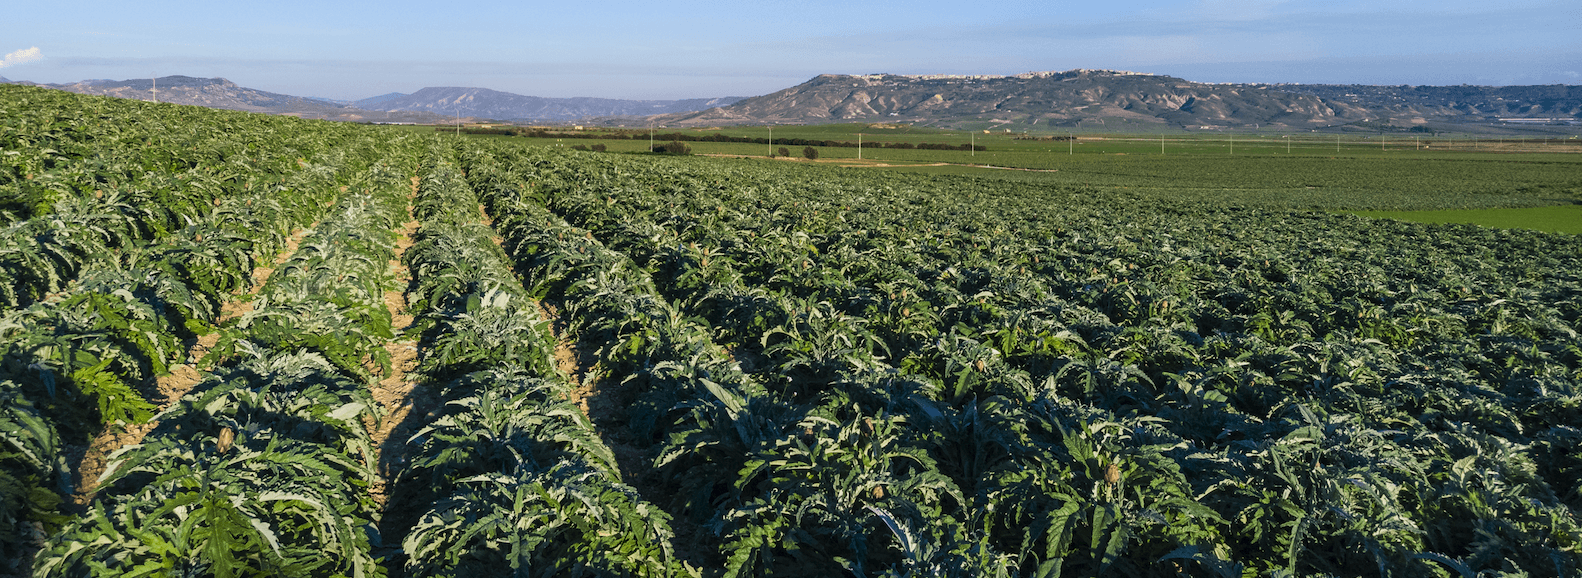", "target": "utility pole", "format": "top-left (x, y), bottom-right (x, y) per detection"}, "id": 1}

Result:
top-left (1160, 134), bottom-right (1165, 155)
top-left (650, 121), bottom-right (655, 152)
top-left (151, 74), bottom-right (157, 103)
top-left (971, 133), bottom-right (975, 157)
top-left (857, 133), bottom-right (862, 160)
top-left (1069, 132), bottom-right (1073, 155)
top-left (1230, 133), bottom-right (1233, 155)
top-left (767, 125), bottom-right (772, 157)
